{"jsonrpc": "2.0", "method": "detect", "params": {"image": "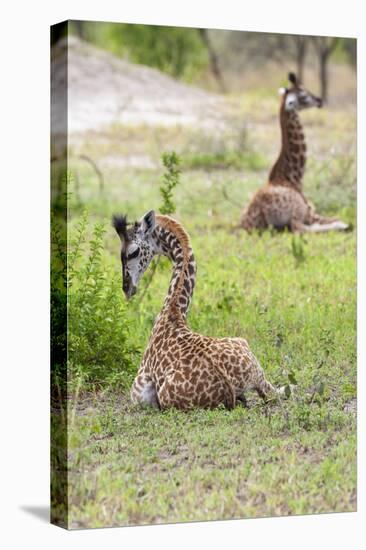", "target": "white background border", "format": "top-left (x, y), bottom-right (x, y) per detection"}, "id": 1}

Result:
top-left (1, 1), bottom-right (364, 548)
